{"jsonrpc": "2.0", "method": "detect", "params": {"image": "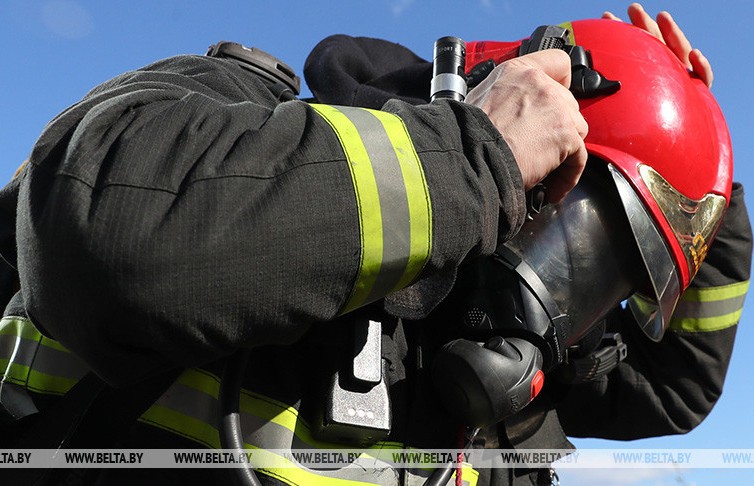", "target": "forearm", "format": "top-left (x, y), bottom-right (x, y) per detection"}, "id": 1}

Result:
top-left (15, 55), bottom-right (524, 385)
